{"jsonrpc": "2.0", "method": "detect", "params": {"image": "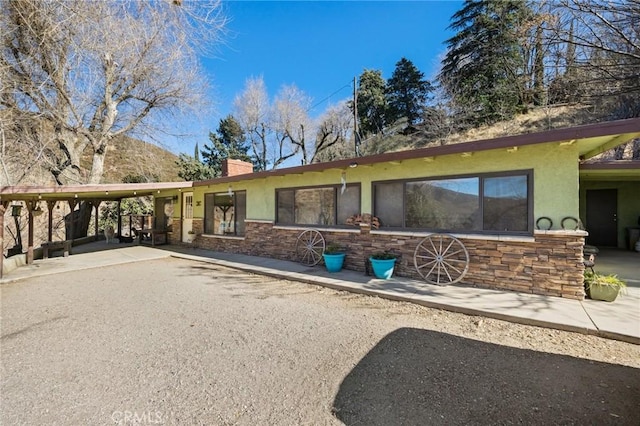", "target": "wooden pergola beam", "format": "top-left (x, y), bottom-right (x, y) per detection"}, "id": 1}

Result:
top-left (0, 201), bottom-right (9, 278)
